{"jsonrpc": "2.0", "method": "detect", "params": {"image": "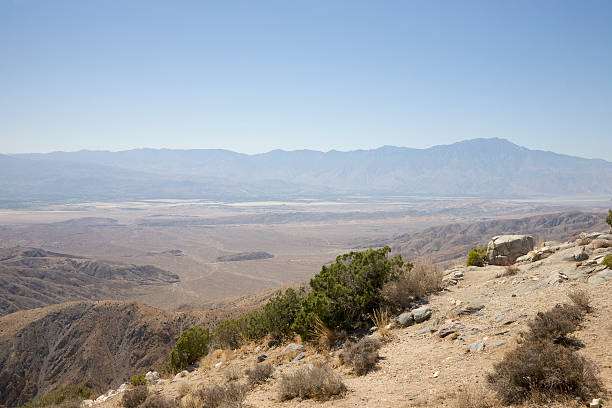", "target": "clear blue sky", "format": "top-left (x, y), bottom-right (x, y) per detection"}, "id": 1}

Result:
top-left (1, 0), bottom-right (611, 159)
